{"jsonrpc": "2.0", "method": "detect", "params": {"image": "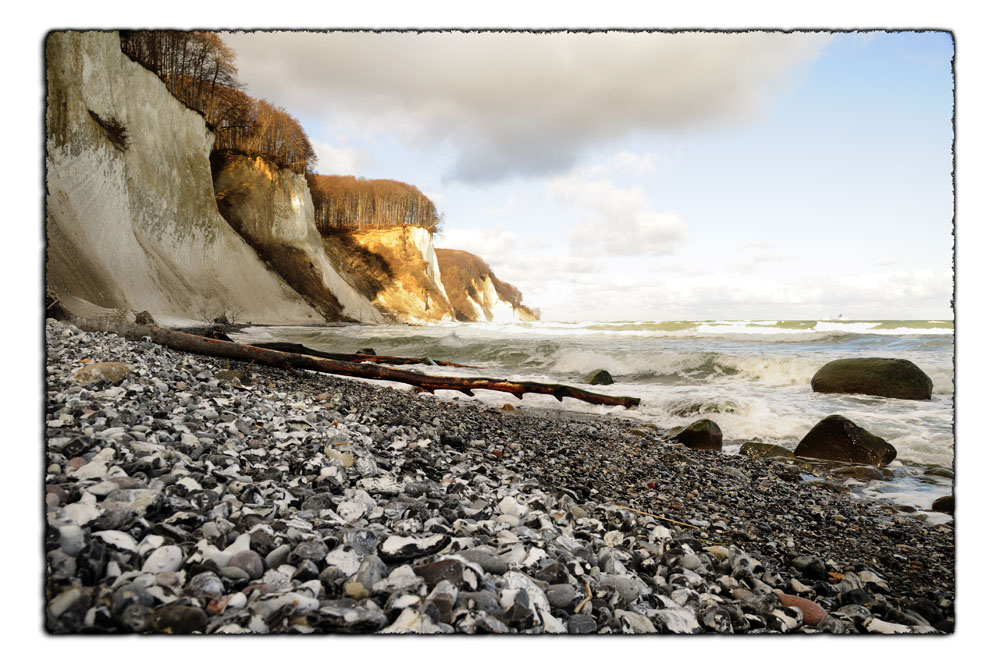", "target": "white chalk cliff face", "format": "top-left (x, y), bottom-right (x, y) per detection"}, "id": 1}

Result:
top-left (213, 155), bottom-right (384, 324)
top-left (45, 31), bottom-right (325, 325)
